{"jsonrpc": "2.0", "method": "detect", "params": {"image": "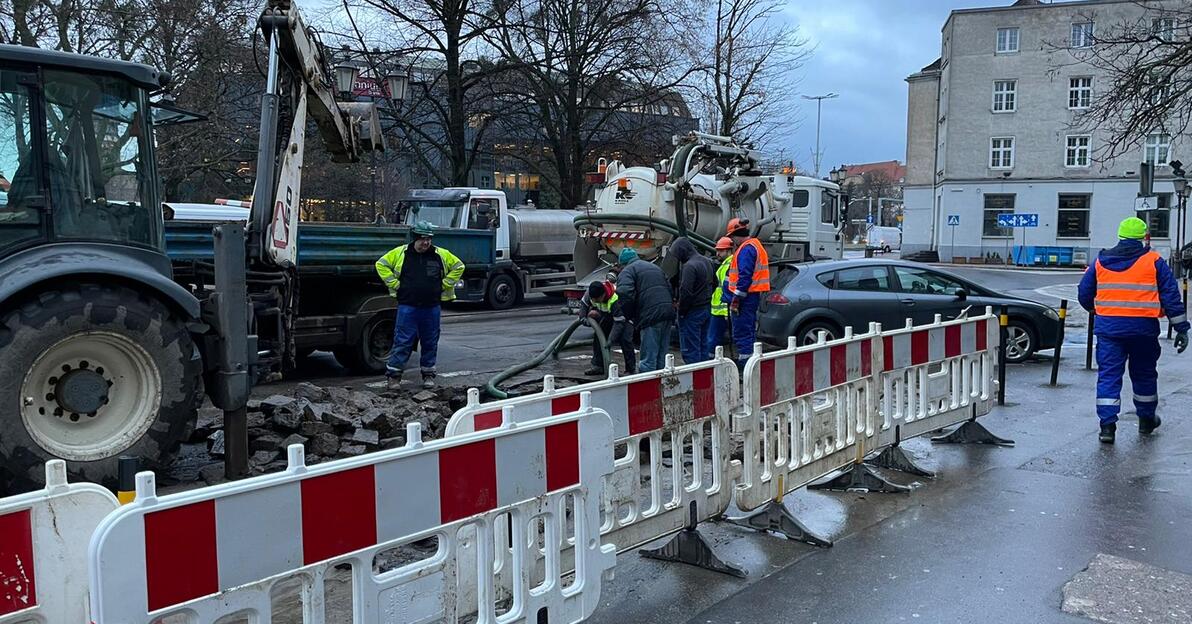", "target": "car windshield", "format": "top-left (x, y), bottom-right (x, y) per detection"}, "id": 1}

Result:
top-left (406, 200), bottom-right (464, 228)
